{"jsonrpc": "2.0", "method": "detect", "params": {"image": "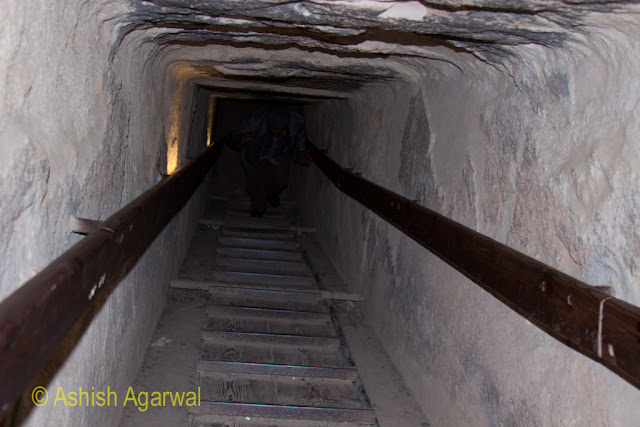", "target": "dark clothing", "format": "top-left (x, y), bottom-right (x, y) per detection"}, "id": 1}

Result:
top-left (243, 132), bottom-right (293, 171)
top-left (227, 106), bottom-right (306, 170)
top-left (226, 106), bottom-right (306, 212)
top-left (246, 156), bottom-right (291, 212)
